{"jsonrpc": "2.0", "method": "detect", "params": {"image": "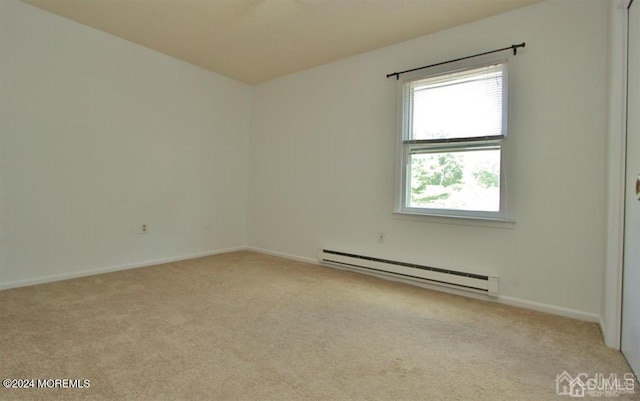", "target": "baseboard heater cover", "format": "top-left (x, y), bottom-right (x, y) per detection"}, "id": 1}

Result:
top-left (319, 249), bottom-right (499, 297)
